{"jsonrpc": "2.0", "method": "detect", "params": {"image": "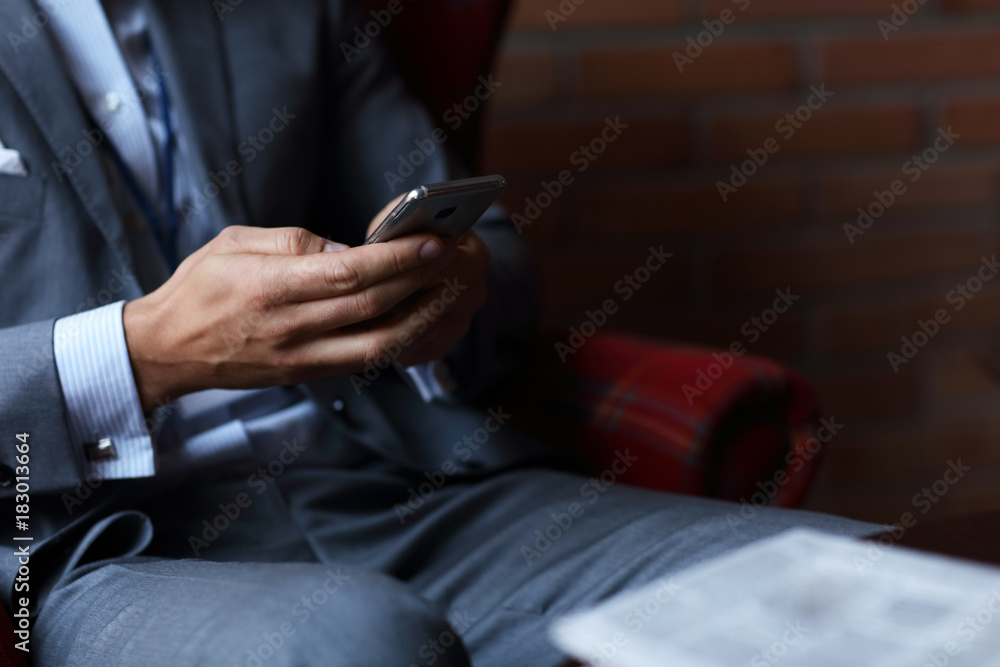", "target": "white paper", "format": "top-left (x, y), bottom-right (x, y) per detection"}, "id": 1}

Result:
top-left (551, 529), bottom-right (1000, 667)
